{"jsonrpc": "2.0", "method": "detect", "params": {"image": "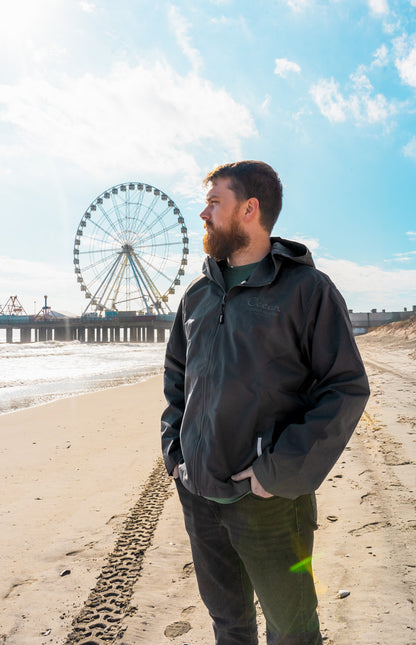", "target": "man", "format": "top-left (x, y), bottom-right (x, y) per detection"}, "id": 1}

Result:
top-left (161, 160), bottom-right (370, 645)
